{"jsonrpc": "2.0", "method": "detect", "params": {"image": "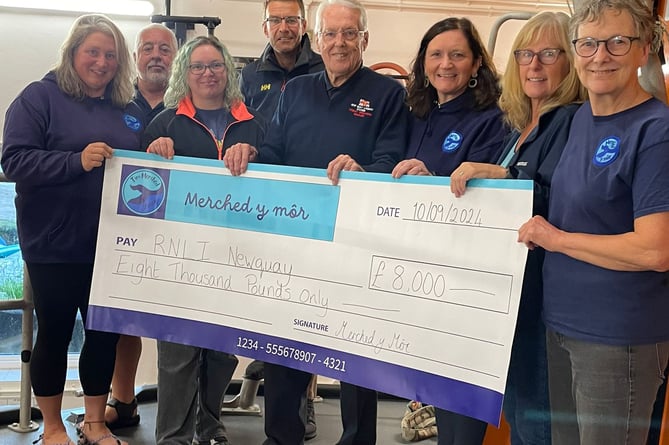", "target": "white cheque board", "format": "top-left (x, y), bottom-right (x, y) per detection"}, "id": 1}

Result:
top-left (88, 150), bottom-right (532, 425)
